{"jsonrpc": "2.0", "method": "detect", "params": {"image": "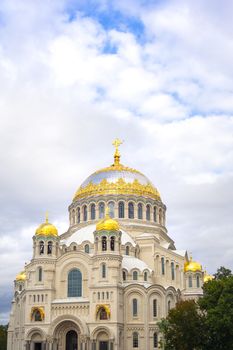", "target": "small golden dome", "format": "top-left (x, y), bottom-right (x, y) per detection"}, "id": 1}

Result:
top-left (16, 271), bottom-right (26, 281)
top-left (96, 209), bottom-right (120, 231)
top-left (204, 272), bottom-right (213, 283)
top-left (35, 213), bottom-right (58, 237)
top-left (184, 256), bottom-right (202, 272)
